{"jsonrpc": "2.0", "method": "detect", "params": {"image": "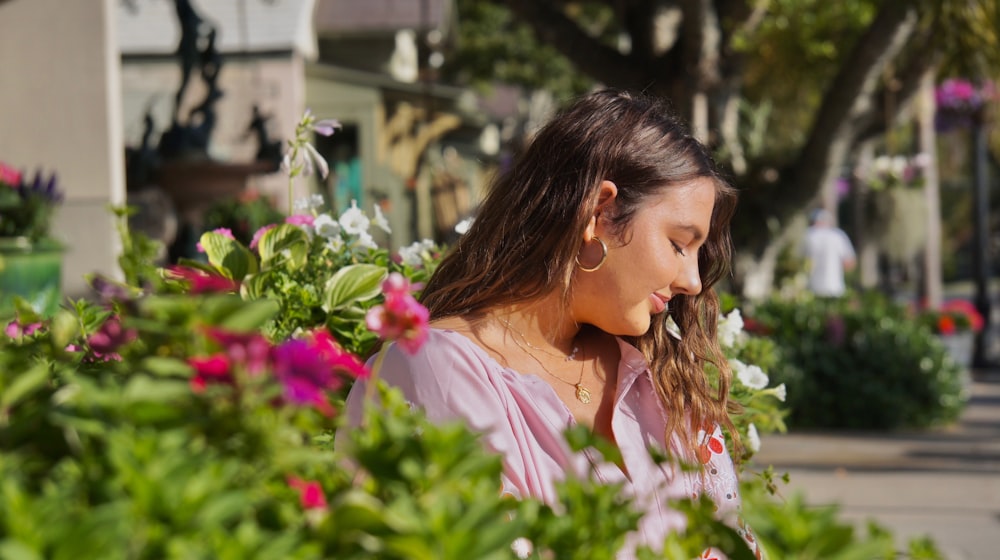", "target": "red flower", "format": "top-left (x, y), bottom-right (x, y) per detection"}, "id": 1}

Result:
top-left (188, 353), bottom-right (233, 392)
top-left (287, 476), bottom-right (328, 510)
top-left (167, 265), bottom-right (239, 294)
top-left (937, 315), bottom-right (957, 335)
